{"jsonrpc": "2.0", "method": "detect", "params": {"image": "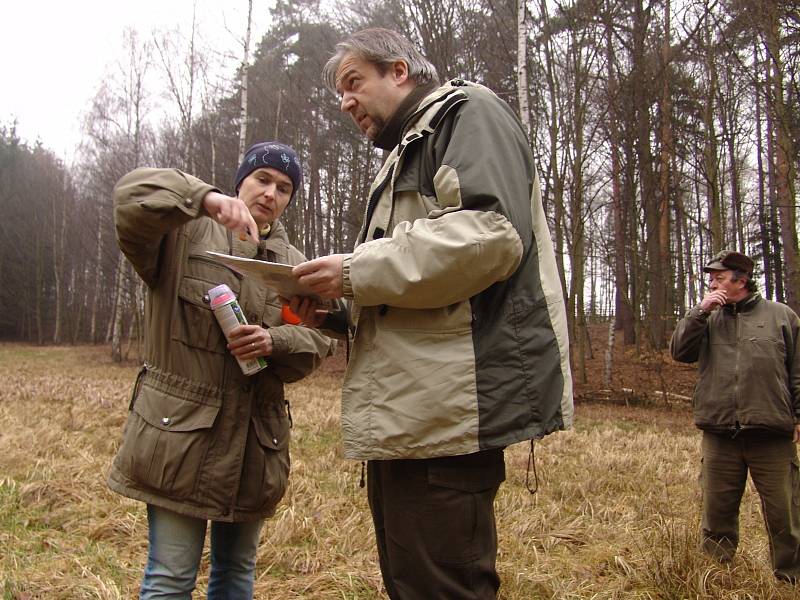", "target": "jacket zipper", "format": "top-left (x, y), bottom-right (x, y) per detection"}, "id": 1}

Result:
top-left (360, 164), bottom-right (395, 244)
